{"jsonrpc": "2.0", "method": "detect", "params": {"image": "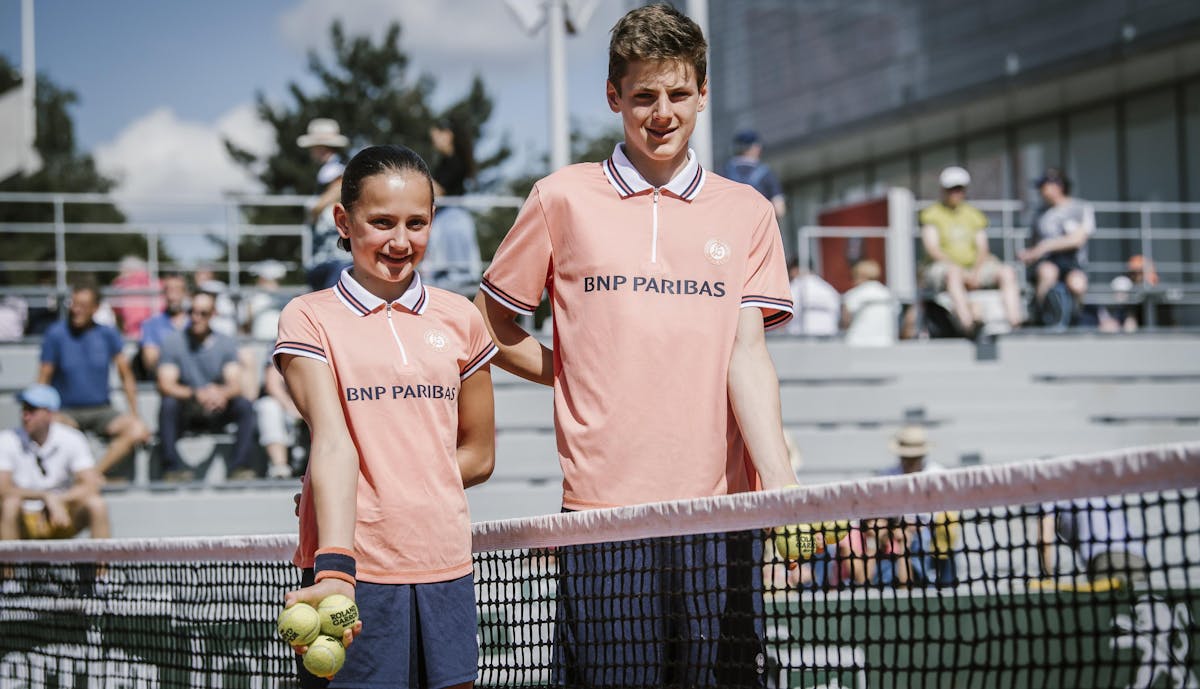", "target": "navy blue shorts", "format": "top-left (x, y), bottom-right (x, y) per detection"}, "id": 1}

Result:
top-left (297, 570), bottom-right (478, 689)
top-left (553, 527), bottom-right (766, 688)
